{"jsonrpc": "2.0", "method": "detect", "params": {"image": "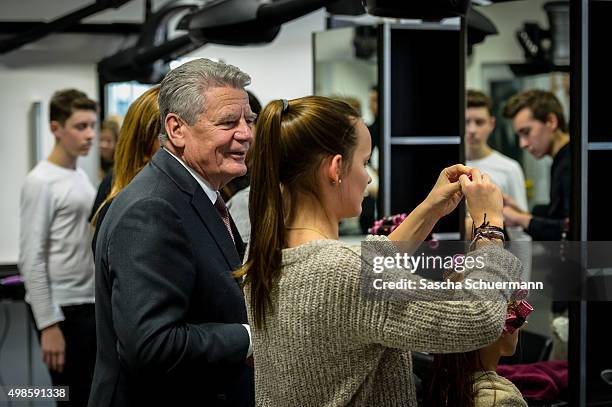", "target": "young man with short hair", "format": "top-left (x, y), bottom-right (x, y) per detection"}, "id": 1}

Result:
top-left (19, 89), bottom-right (98, 406)
top-left (502, 89), bottom-right (570, 241)
top-left (465, 89), bottom-right (528, 218)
